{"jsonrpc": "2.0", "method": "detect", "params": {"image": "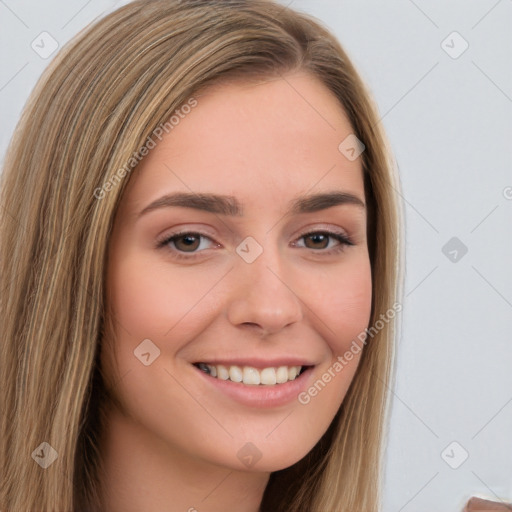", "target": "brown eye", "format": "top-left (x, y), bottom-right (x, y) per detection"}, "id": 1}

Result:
top-left (303, 233), bottom-right (330, 249)
top-left (173, 234), bottom-right (201, 252)
top-left (157, 231), bottom-right (219, 257)
top-left (293, 230), bottom-right (354, 253)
